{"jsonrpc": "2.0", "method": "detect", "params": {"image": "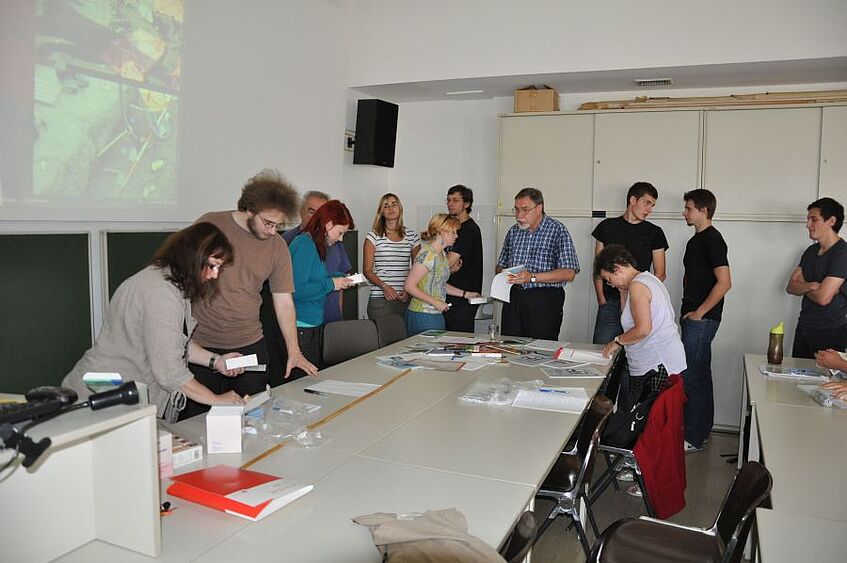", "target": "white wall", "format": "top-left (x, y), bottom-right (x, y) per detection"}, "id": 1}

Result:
top-left (343, 92), bottom-right (512, 315)
top-left (347, 0), bottom-right (847, 86)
